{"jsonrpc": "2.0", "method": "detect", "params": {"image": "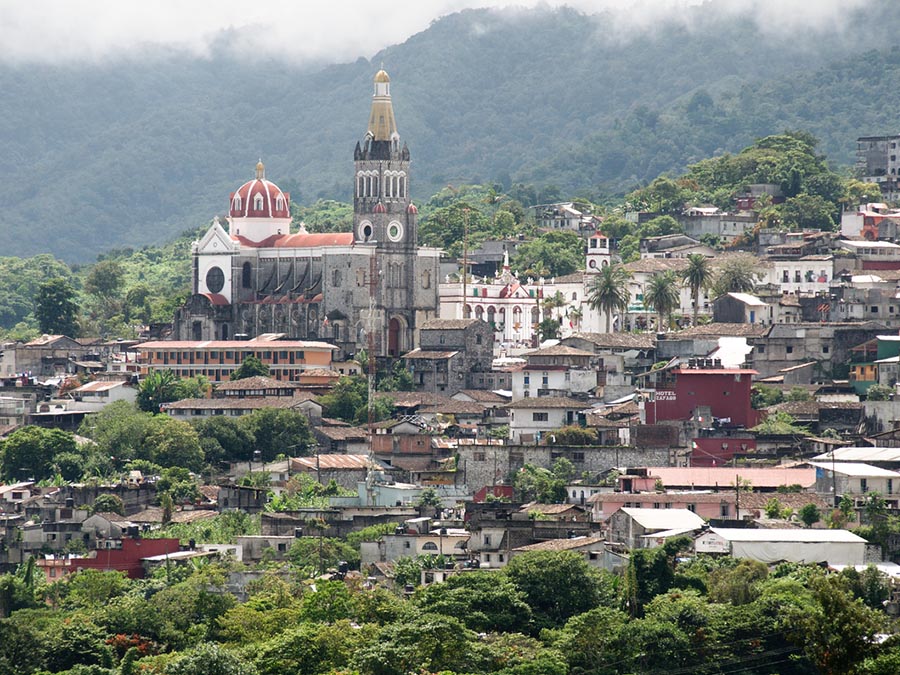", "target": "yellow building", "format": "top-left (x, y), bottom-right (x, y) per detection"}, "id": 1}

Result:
top-left (137, 338), bottom-right (336, 383)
